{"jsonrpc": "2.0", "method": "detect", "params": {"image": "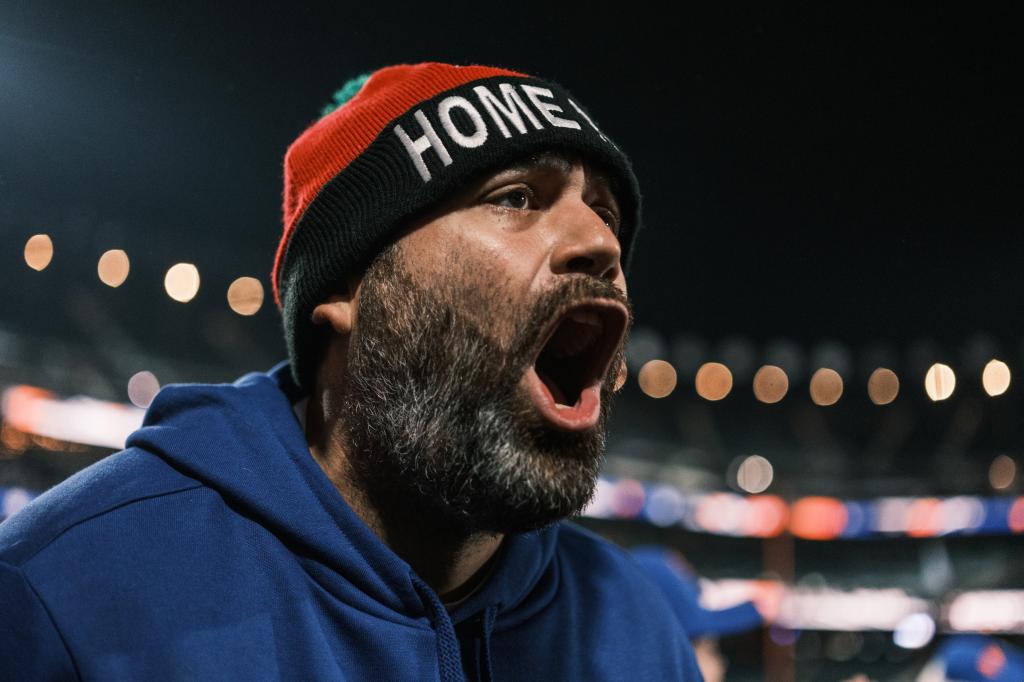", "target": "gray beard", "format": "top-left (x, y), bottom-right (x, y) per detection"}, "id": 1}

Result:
top-left (337, 243), bottom-right (630, 536)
